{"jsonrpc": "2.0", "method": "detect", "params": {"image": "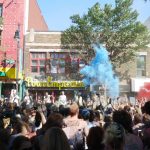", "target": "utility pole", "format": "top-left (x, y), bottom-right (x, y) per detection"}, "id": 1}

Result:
top-left (14, 24), bottom-right (20, 95)
top-left (0, 45), bottom-right (8, 98)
